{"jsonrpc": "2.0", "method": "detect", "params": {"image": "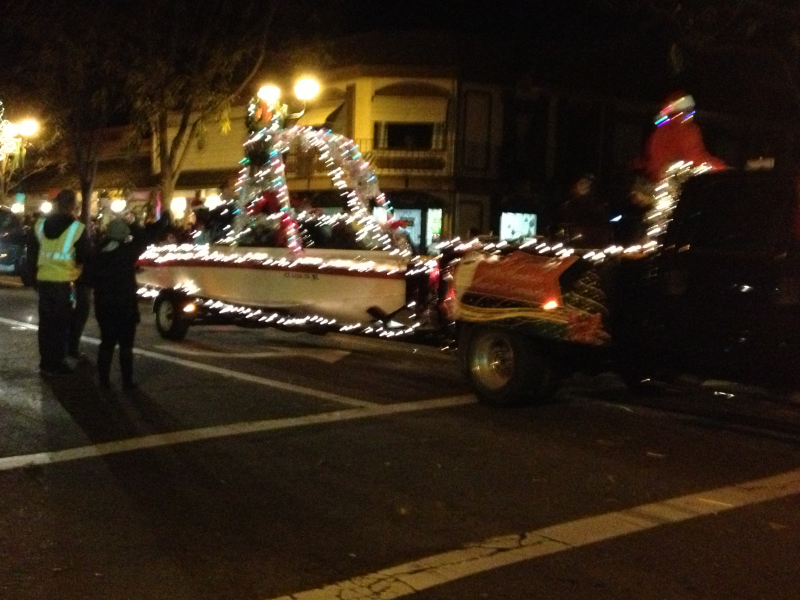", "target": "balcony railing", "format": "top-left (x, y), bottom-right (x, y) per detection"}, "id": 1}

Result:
top-left (283, 138), bottom-right (453, 178)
